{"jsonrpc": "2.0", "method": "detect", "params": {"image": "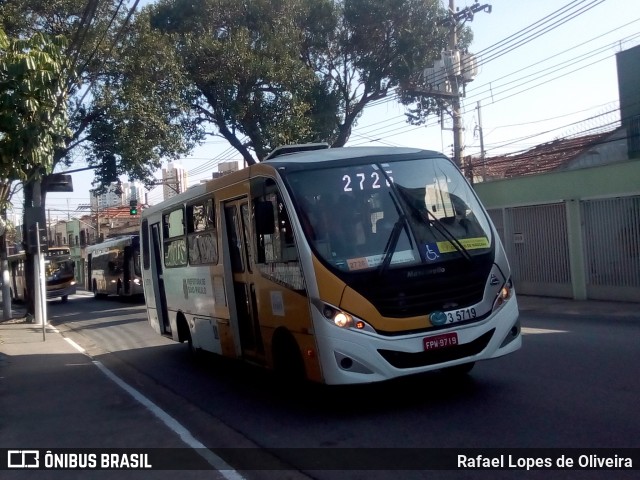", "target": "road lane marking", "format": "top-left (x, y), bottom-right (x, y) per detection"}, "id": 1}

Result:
top-left (521, 327), bottom-right (568, 335)
top-left (63, 331), bottom-right (245, 479)
top-left (93, 361), bottom-right (246, 479)
top-left (64, 337), bottom-right (86, 353)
